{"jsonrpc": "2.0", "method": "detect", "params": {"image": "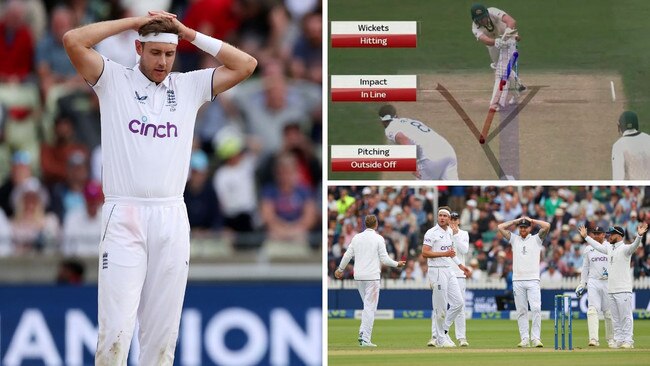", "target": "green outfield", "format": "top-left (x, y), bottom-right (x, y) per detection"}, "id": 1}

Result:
top-left (328, 0), bottom-right (650, 179)
top-left (329, 319), bottom-right (650, 365)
